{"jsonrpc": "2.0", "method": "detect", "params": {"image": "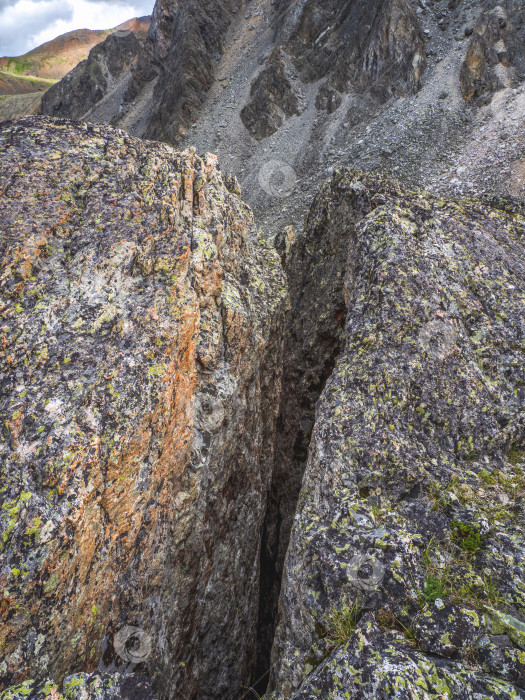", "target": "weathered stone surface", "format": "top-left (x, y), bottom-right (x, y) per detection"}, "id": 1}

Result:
top-left (0, 116), bottom-right (287, 699)
top-left (267, 171), bottom-right (525, 698)
top-left (412, 602), bottom-right (482, 658)
top-left (475, 635), bottom-right (525, 691)
top-left (0, 673), bottom-right (155, 700)
top-left (286, 615), bottom-right (523, 699)
top-left (460, 1), bottom-right (525, 102)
